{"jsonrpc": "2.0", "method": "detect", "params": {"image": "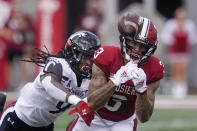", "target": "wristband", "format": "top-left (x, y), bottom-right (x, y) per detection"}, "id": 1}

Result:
top-left (68, 95), bottom-right (81, 105)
